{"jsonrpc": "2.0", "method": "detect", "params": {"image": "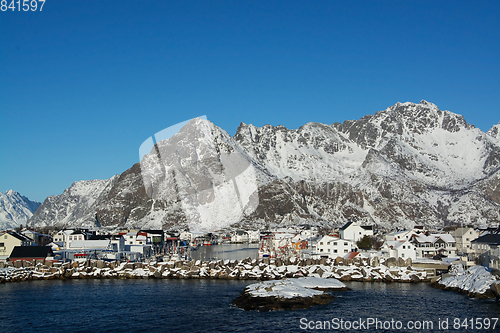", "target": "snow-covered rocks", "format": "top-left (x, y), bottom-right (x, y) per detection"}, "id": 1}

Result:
top-left (433, 264), bottom-right (499, 298)
top-left (232, 277), bottom-right (346, 311)
top-left (0, 256), bottom-right (430, 284)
